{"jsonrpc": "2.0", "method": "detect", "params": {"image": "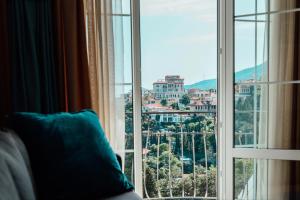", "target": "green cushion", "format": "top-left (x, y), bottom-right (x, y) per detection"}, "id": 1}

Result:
top-left (9, 110), bottom-right (133, 199)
